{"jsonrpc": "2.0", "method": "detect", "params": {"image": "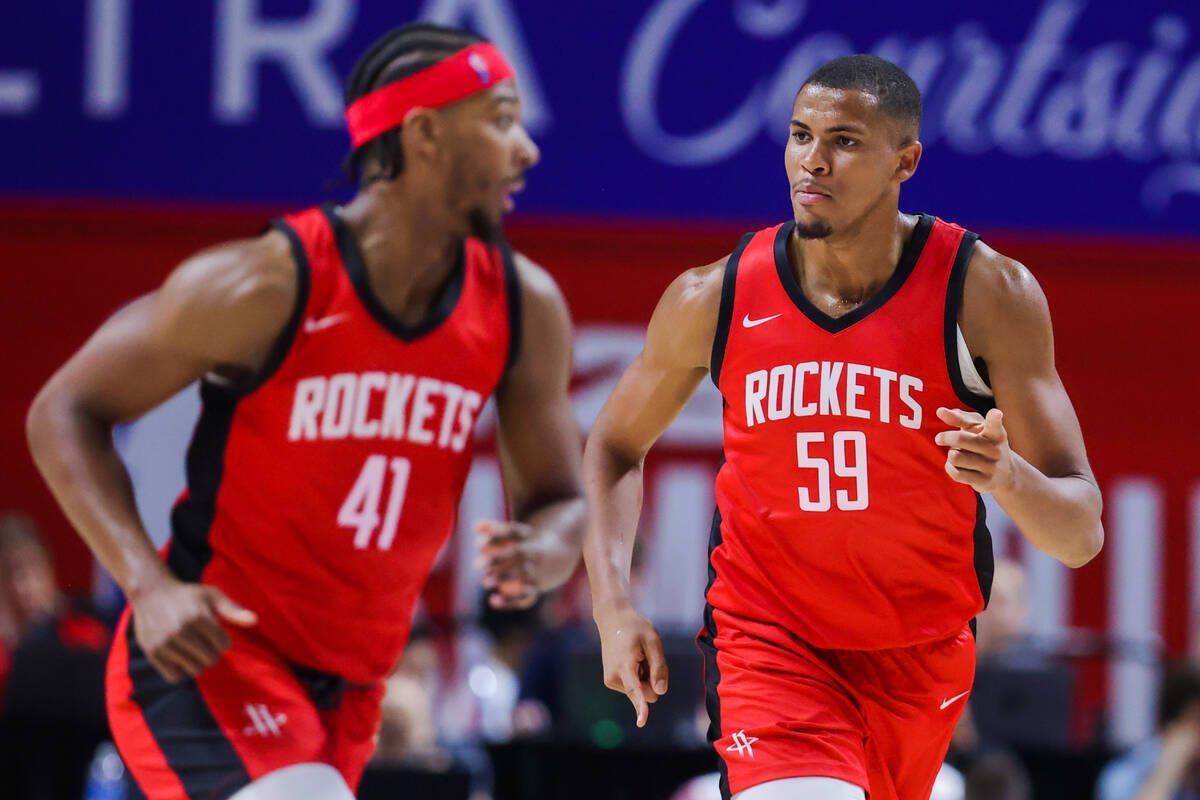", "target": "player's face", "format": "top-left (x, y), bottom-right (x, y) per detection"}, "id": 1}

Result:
top-left (784, 85), bottom-right (920, 239)
top-left (444, 83), bottom-right (540, 241)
